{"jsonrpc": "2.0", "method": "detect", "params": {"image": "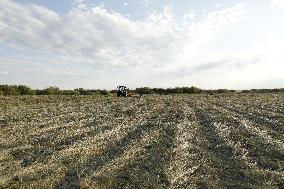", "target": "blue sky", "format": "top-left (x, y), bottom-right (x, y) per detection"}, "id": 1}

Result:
top-left (0, 0), bottom-right (284, 89)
